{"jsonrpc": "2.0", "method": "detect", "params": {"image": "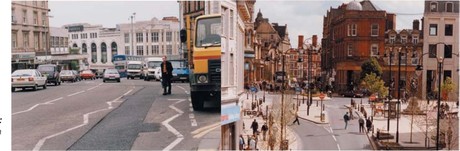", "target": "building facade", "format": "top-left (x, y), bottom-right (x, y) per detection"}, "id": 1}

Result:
top-left (422, 0), bottom-right (459, 101)
top-left (11, 1), bottom-right (50, 69)
top-left (117, 17), bottom-right (181, 59)
top-left (49, 27), bottom-right (88, 70)
top-left (322, 0), bottom-right (395, 93)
